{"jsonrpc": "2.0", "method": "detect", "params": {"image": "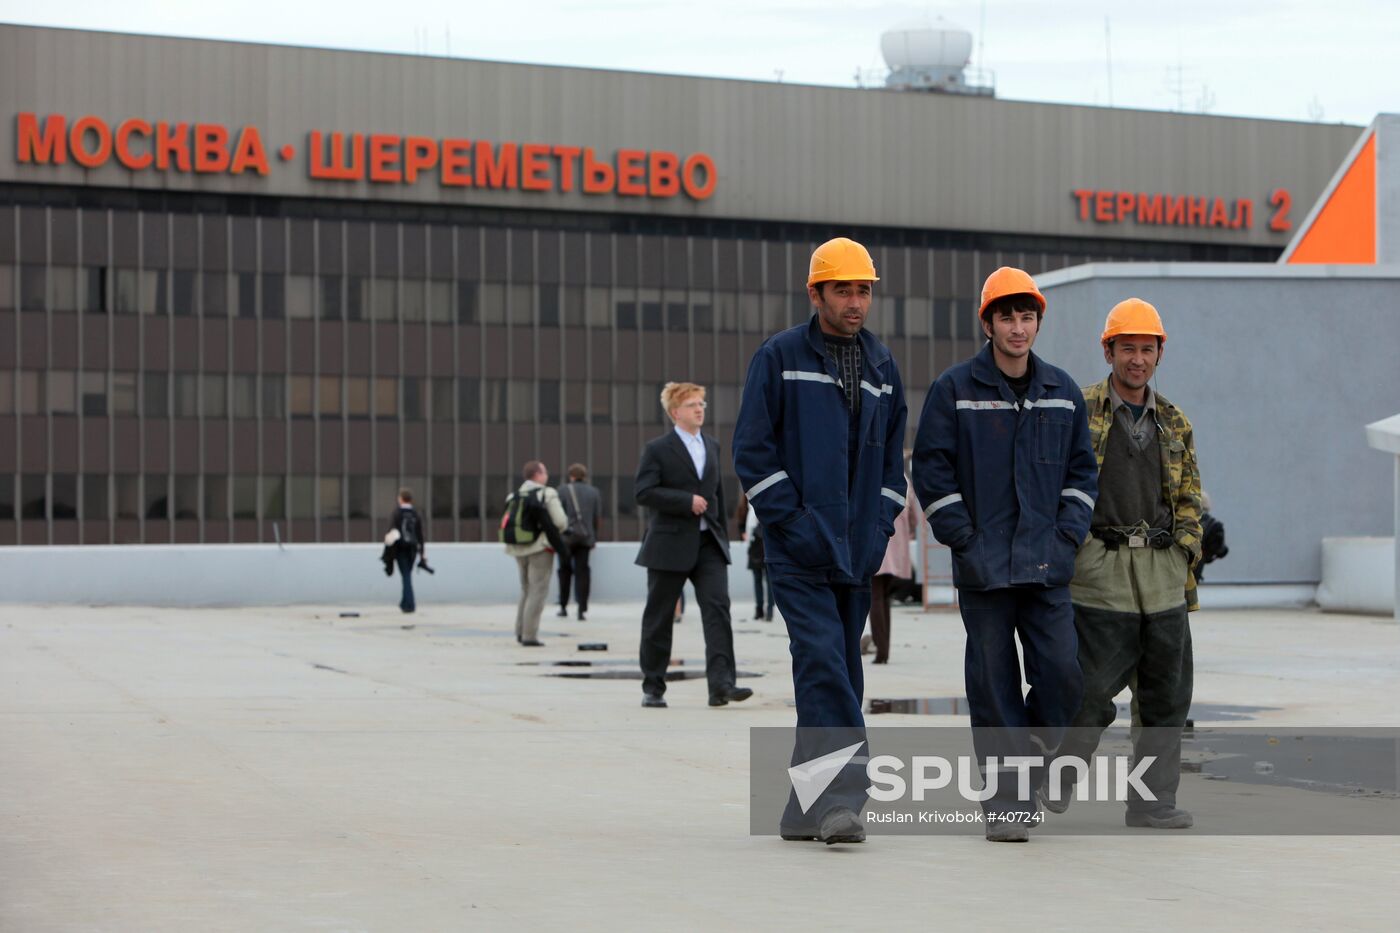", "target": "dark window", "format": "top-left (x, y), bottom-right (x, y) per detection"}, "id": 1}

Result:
top-left (20, 265), bottom-right (45, 311)
top-left (21, 474), bottom-right (46, 519)
top-left (616, 301), bottom-right (637, 329)
top-left (616, 475), bottom-right (636, 517)
top-left (458, 379), bottom-right (480, 423)
top-left (205, 475), bottom-right (228, 520)
top-left (538, 286), bottom-right (559, 326)
top-left (262, 274), bottom-right (284, 319)
top-left (262, 376), bottom-right (286, 419)
top-left (564, 380), bottom-right (586, 424)
top-left (457, 475), bottom-right (480, 520)
top-left (231, 375), bottom-right (257, 419)
top-left (83, 267), bottom-right (108, 314)
top-left (203, 272), bottom-right (227, 317)
top-left (641, 301), bottom-right (662, 331)
top-left (347, 476), bottom-right (371, 519)
top-left (483, 380), bottom-right (507, 423)
top-left (431, 475), bottom-right (453, 521)
top-left (145, 474), bottom-right (169, 520)
top-left (692, 301), bottom-right (713, 332)
top-left (431, 378), bottom-right (453, 423)
top-left (319, 276), bottom-right (342, 320)
top-left (346, 276), bottom-right (365, 321)
top-left (0, 477), bottom-right (12, 518)
top-left (0, 264), bottom-right (12, 311)
top-left (539, 380), bottom-right (560, 424)
top-left (232, 476), bottom-right (258, 519)
top-left (236, 273), bottom-right (257, 319)
top-left (263, 475), bottom-right (285, 521)
top-left (115, 475), bottom-right (140, 519)
top-left (174, 475), bottom-right (199, 519)
top-left (143, 373), bottom-right (168, 418)
top-left (403, 378), bottom-right (425, 421)
top-left (456, 281), bottom-right (477, 323)
top-left (83, 474), bottom-right (108, 521)
top-left (172, 270), bottom-right (196, 316)
top-left (666, 302), bottom-right (688, 331)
